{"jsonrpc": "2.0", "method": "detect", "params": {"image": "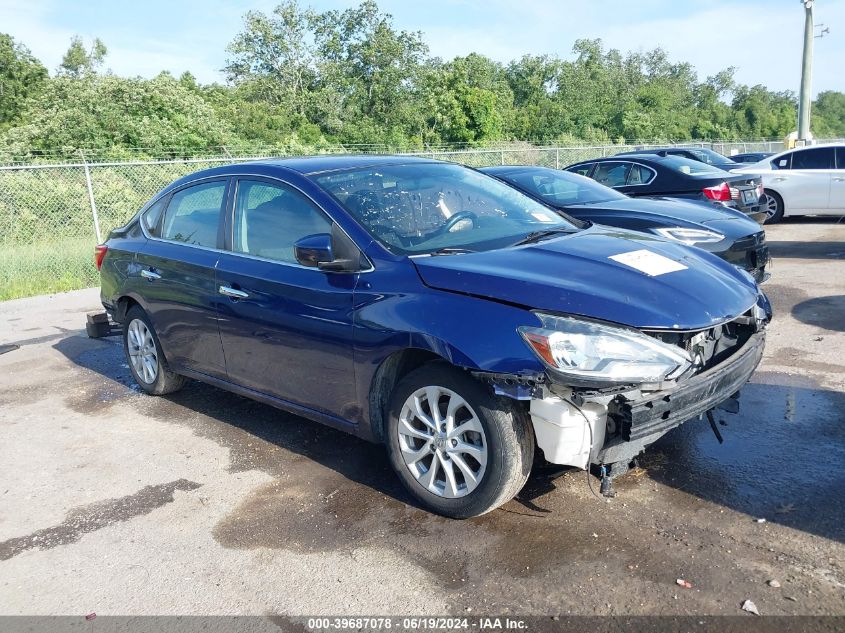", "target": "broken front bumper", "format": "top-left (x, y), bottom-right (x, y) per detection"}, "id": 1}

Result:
top-left (598, 329), bottom-right (765, 464)
top-left (529, 329), bottom-right (766, 469)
